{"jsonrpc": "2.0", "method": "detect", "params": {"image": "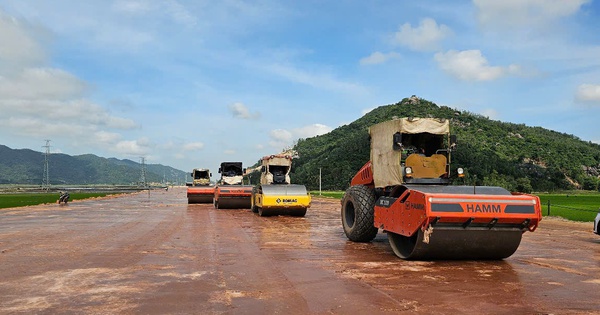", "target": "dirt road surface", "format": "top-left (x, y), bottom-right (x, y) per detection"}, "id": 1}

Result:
top-left (0, 187), bottom-right (599, 314)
